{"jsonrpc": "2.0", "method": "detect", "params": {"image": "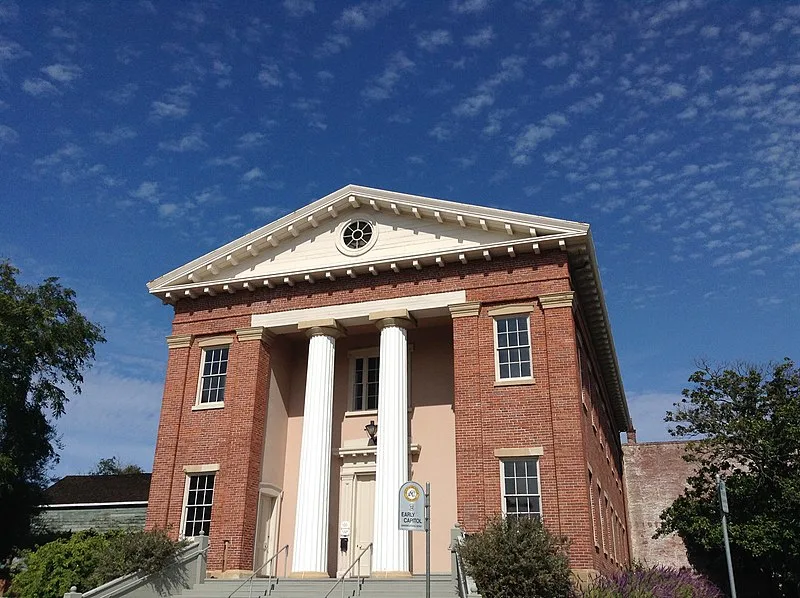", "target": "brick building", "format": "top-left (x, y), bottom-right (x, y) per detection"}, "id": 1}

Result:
top-left (145, 185), bottom-right (634, 580)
